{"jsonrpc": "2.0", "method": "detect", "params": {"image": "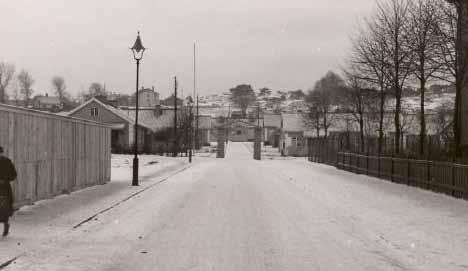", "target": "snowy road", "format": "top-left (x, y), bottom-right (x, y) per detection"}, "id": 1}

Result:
top-left (2, 142), bottom-right (468, 270)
